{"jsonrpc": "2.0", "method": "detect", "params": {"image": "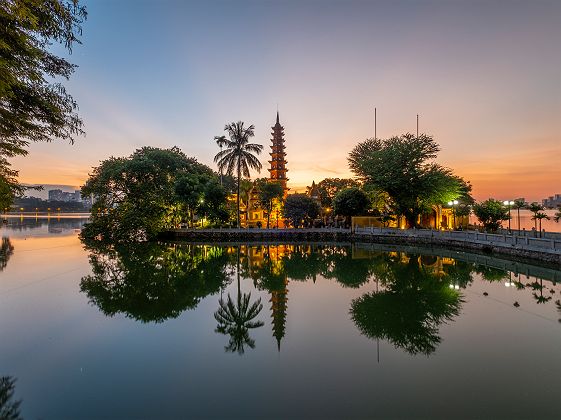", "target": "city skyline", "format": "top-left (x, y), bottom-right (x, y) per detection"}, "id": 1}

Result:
top-left (10, 0), bottom-right (561, 202)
